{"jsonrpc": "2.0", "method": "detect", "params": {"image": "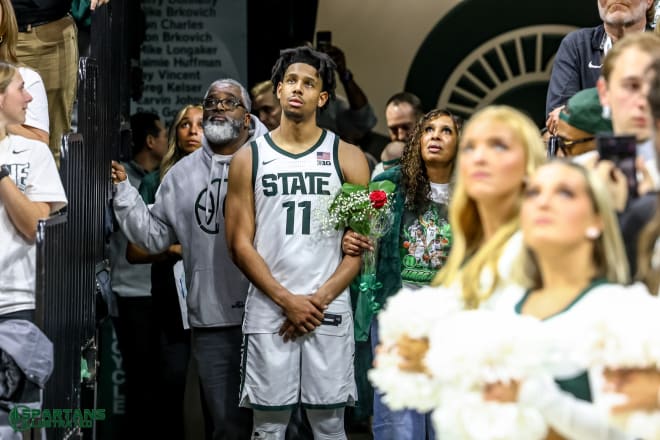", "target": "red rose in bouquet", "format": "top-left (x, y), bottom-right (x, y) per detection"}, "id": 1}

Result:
top-left (369, 190), bottom-right (387, 209)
